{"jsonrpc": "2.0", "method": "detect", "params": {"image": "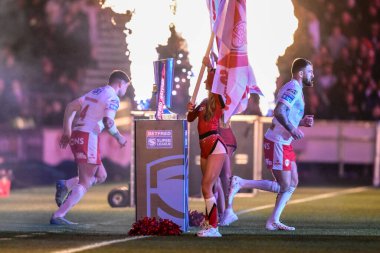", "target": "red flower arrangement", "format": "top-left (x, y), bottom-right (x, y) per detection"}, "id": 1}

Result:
top-left (128, 217), bottom-right (182, 236)
top-left (188, 210), bottom-right (205, 227)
